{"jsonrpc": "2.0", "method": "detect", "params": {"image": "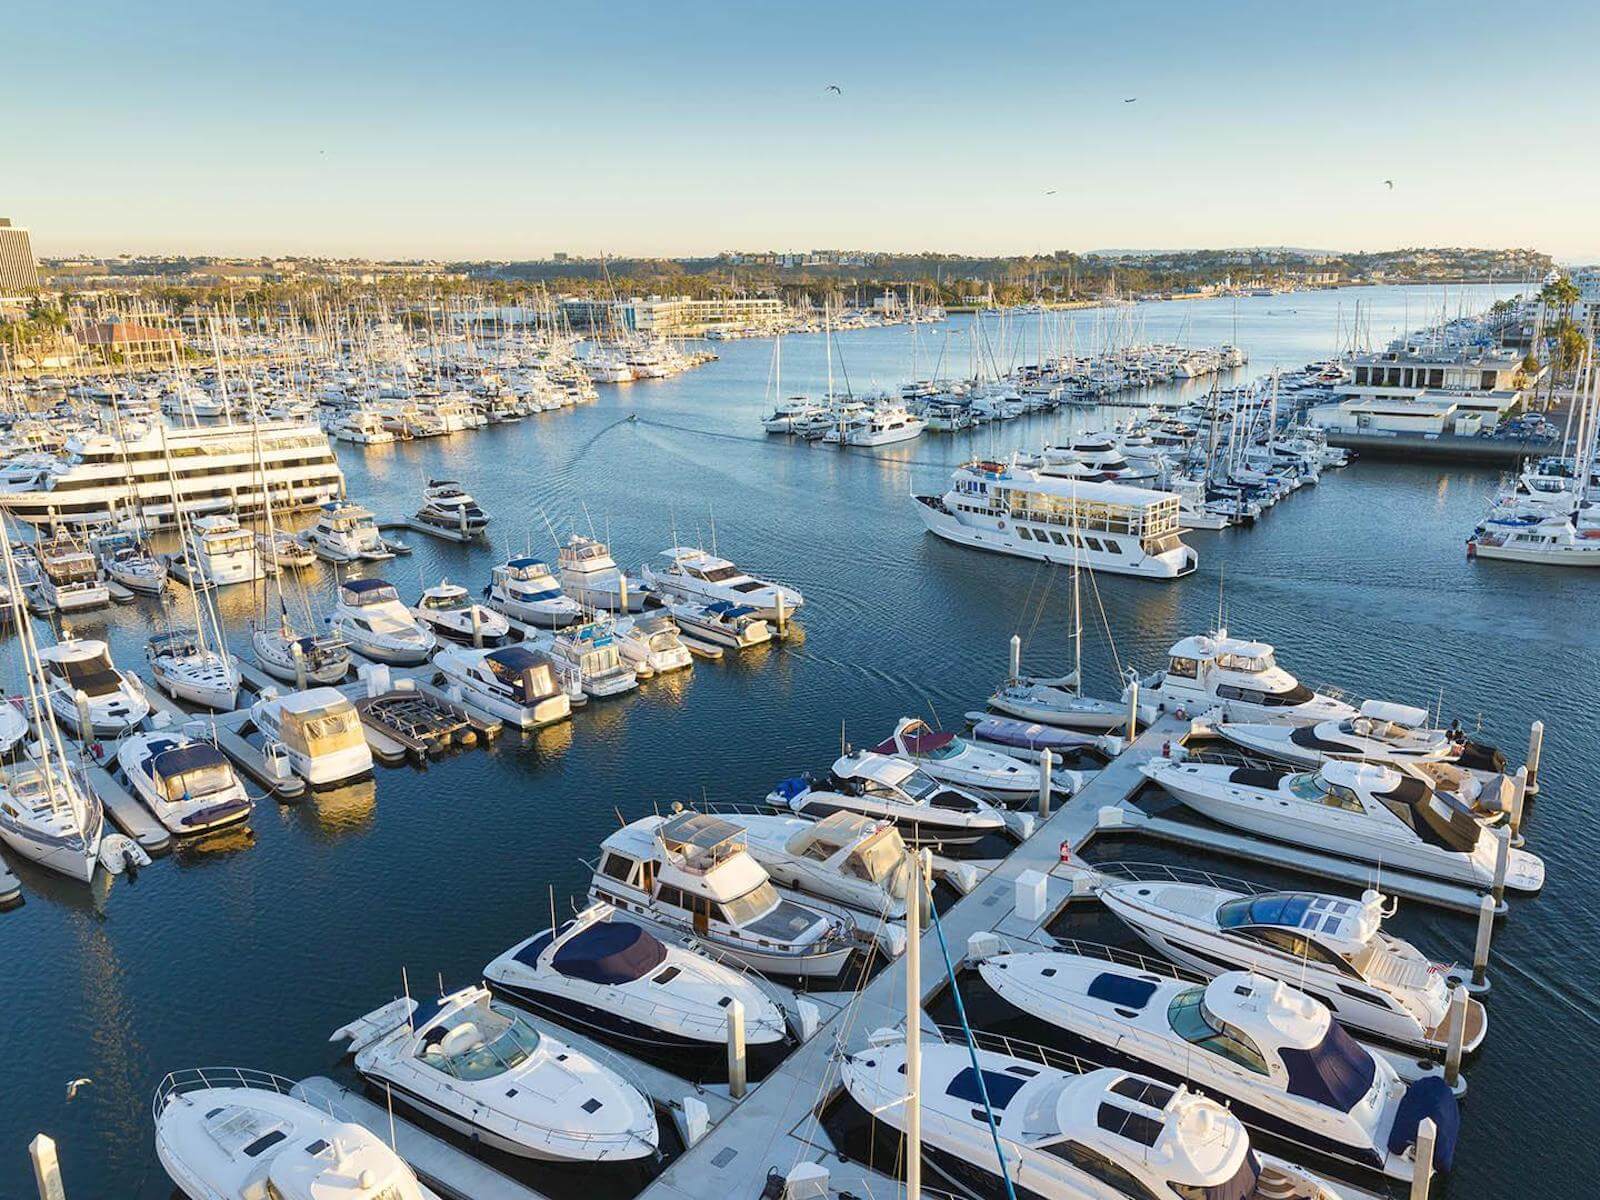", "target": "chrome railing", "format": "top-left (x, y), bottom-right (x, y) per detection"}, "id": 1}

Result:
top-left (1089, 859), bottom-right (1270, 896)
